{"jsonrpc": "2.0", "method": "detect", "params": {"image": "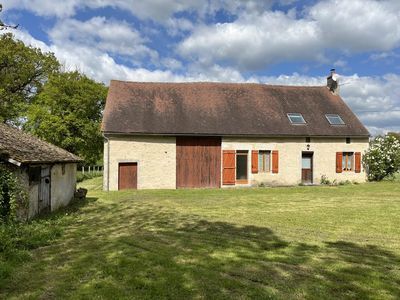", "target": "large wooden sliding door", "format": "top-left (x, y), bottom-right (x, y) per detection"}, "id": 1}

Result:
top-left (176, 137), bottom-right (221, 188)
